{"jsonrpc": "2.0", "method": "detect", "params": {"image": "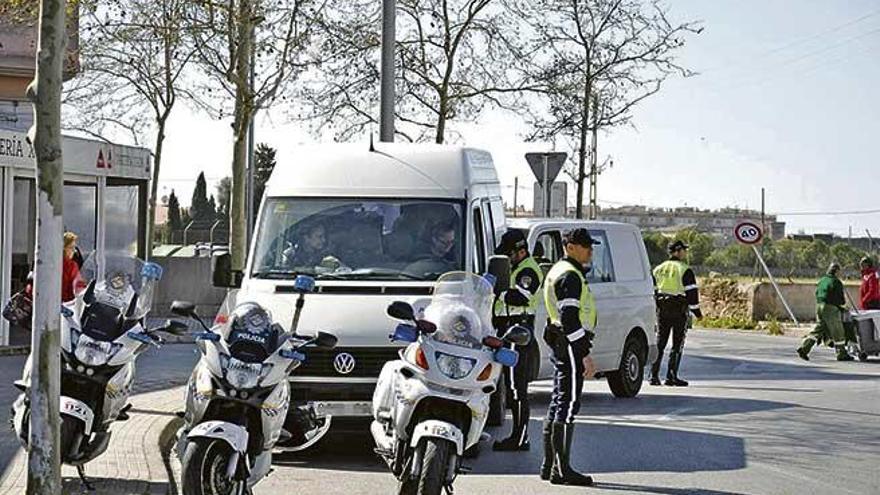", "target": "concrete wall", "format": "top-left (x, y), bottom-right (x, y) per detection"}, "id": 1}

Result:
top-left (151, 256), bottom-right (227, 317)
top-left (749, 282), bottom-right (859, 322)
